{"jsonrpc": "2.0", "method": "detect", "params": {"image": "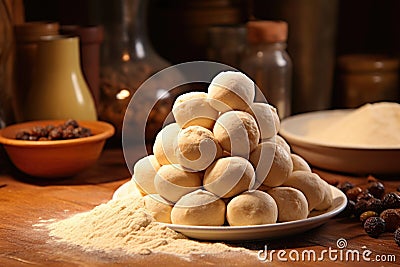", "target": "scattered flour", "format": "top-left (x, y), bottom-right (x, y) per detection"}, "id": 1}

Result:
top-left (46, 195), bottom-right (252, 257)
top-left (308, 102), bottom-right (400, 147)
